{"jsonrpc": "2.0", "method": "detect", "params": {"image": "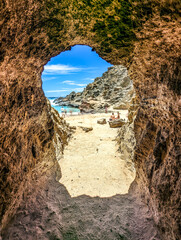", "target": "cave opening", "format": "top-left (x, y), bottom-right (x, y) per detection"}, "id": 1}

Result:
top-left (1, 1), bottom-right (180, 238)
top-left (42, 44), bottom-right (136, 198)
top-left (42, 45), bottom-right (112, 112)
